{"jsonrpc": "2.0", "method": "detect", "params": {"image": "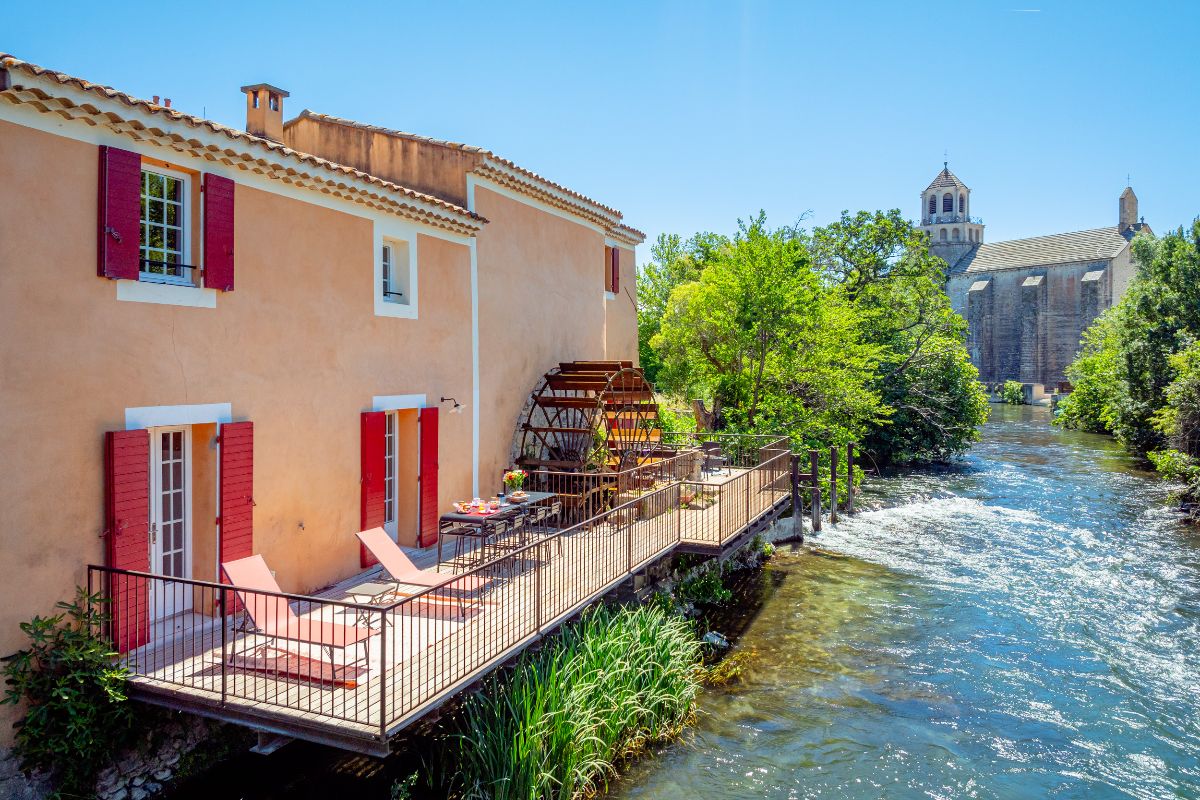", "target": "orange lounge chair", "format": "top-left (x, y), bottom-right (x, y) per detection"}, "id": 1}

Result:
top-left (356, 527), bottom-right (495, 595)
top-left (221, 554), bottom-right (376, 668)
